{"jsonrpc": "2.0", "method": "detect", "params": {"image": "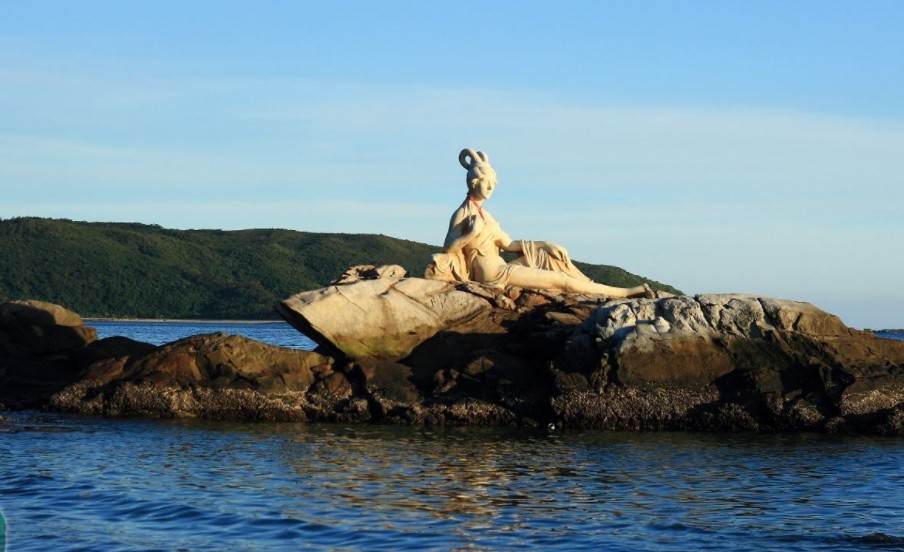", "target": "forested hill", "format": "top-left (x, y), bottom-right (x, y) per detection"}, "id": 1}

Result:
top-left (0, 217), bottom-right (680, 319)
